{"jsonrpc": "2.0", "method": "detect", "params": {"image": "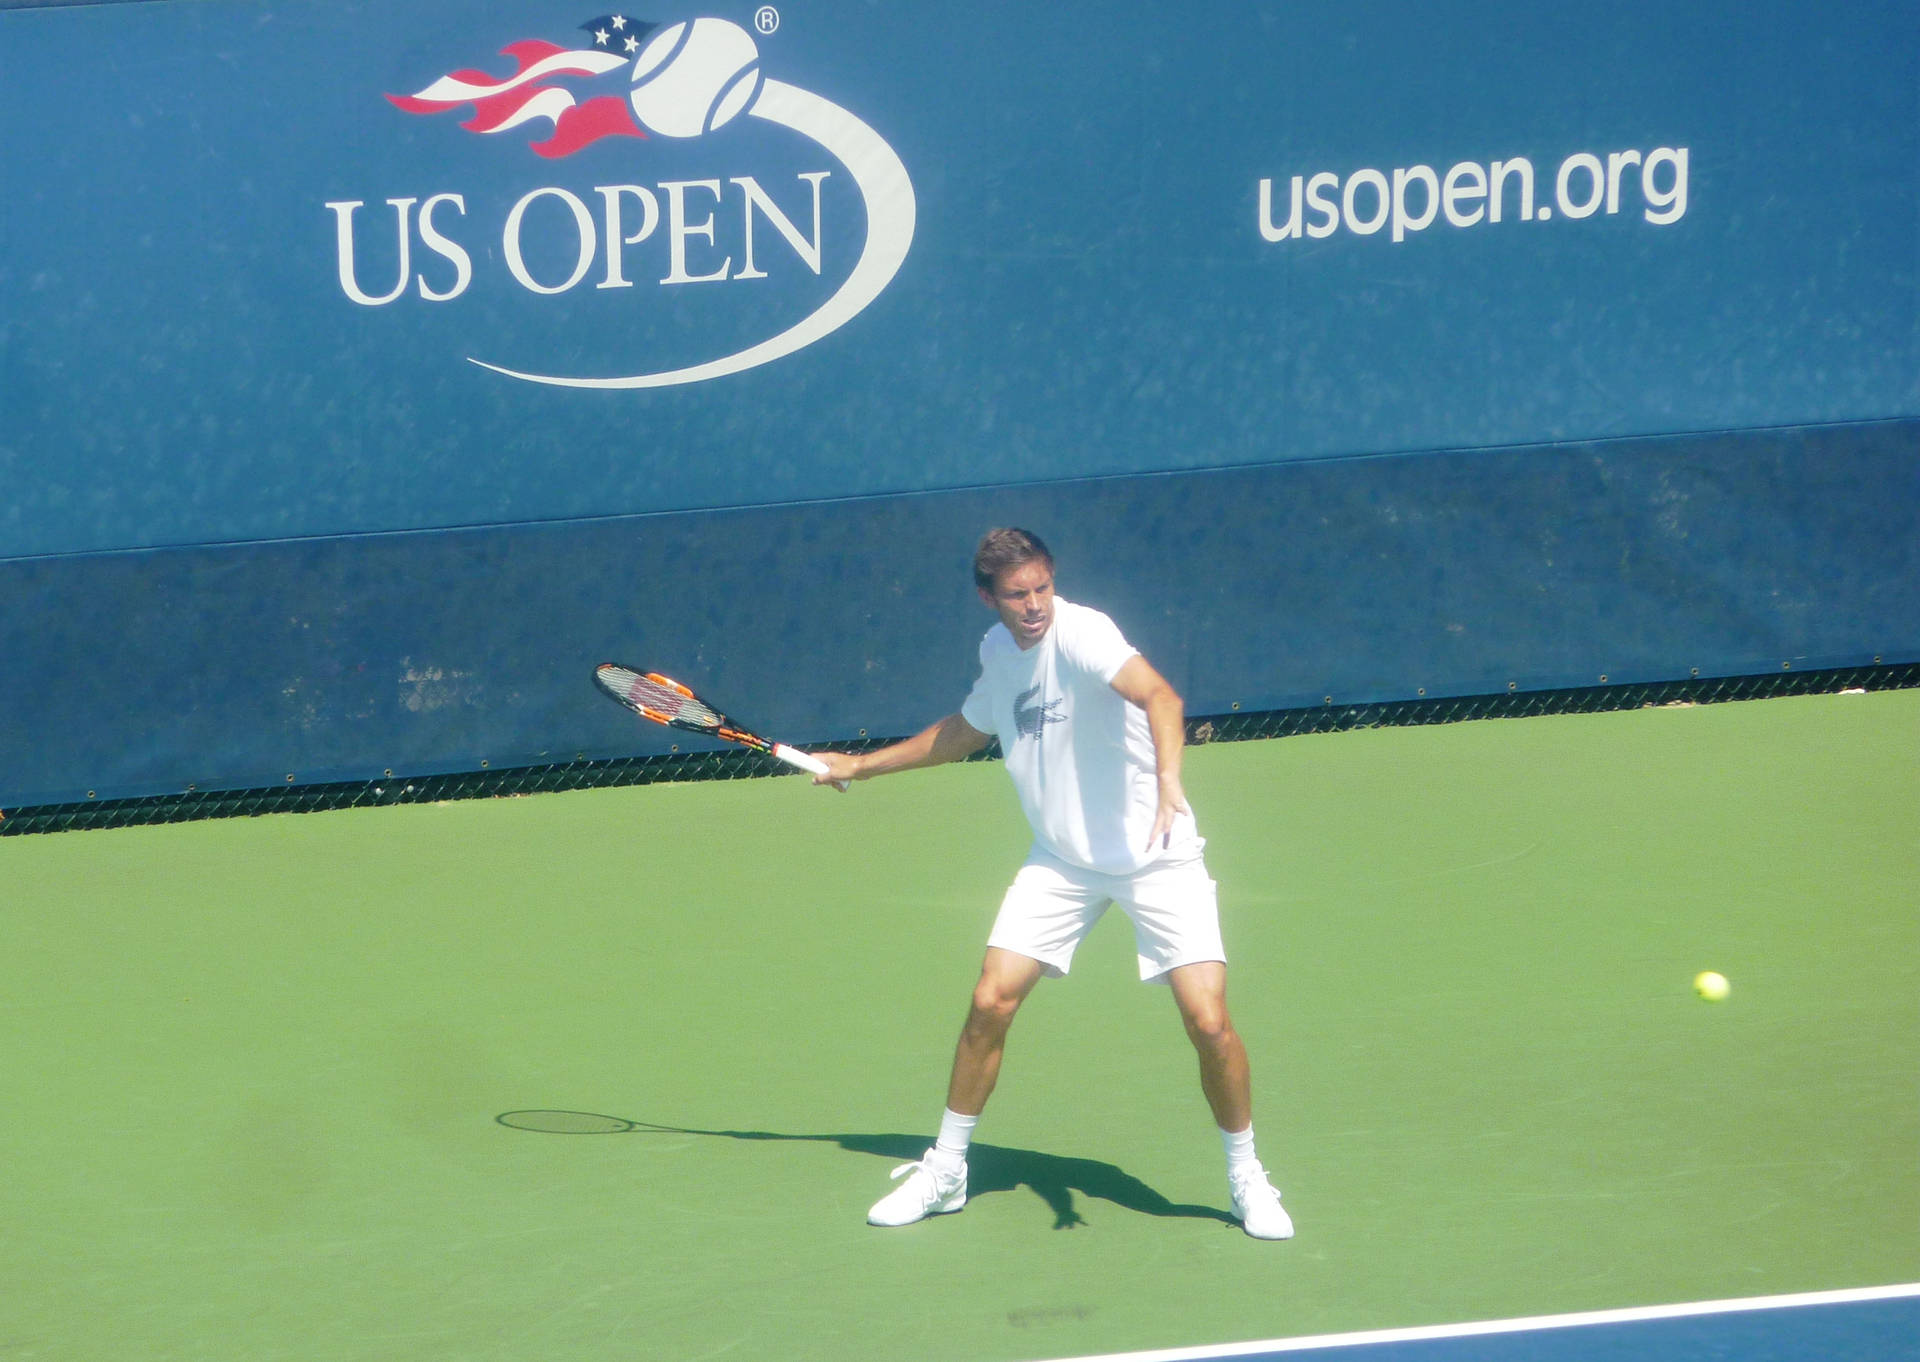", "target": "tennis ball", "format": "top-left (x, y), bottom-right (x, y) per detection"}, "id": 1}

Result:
top-left (1693, 970), bottom-right (1731, 1002)
top-left (629, 18), bottom-right (762, 139)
